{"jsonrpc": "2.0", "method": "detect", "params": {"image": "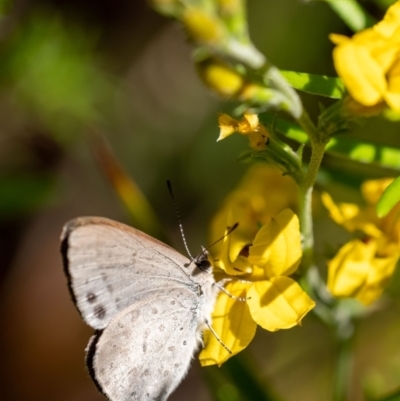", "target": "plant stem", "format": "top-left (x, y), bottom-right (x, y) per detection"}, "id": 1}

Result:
top-left (297, 109), bottom-right (327, 271)
top-left (333, 334), bottom-right (353, 401)
top-left (298, 108), bottom-right (319, 144)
